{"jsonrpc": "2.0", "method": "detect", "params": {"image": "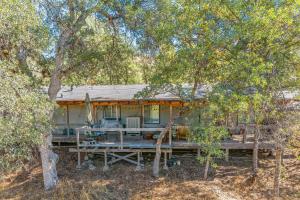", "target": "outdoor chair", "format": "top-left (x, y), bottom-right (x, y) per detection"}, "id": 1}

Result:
top-left (63, 128), bottom-right (75, 136)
